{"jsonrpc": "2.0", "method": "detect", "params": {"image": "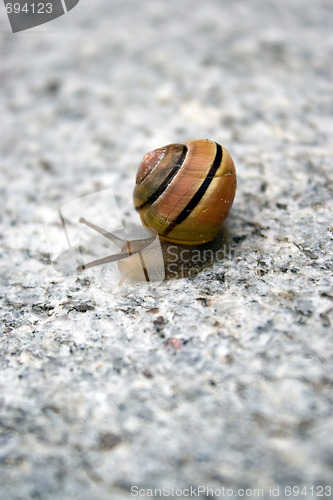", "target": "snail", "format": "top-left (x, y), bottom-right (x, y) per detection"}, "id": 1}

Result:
top-left (53, 139), bottom-right (236, 284)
